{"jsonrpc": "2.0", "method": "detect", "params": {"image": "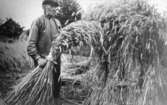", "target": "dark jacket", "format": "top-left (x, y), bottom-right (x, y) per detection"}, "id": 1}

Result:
top-left (27, 15), bottom-right (61, 62)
